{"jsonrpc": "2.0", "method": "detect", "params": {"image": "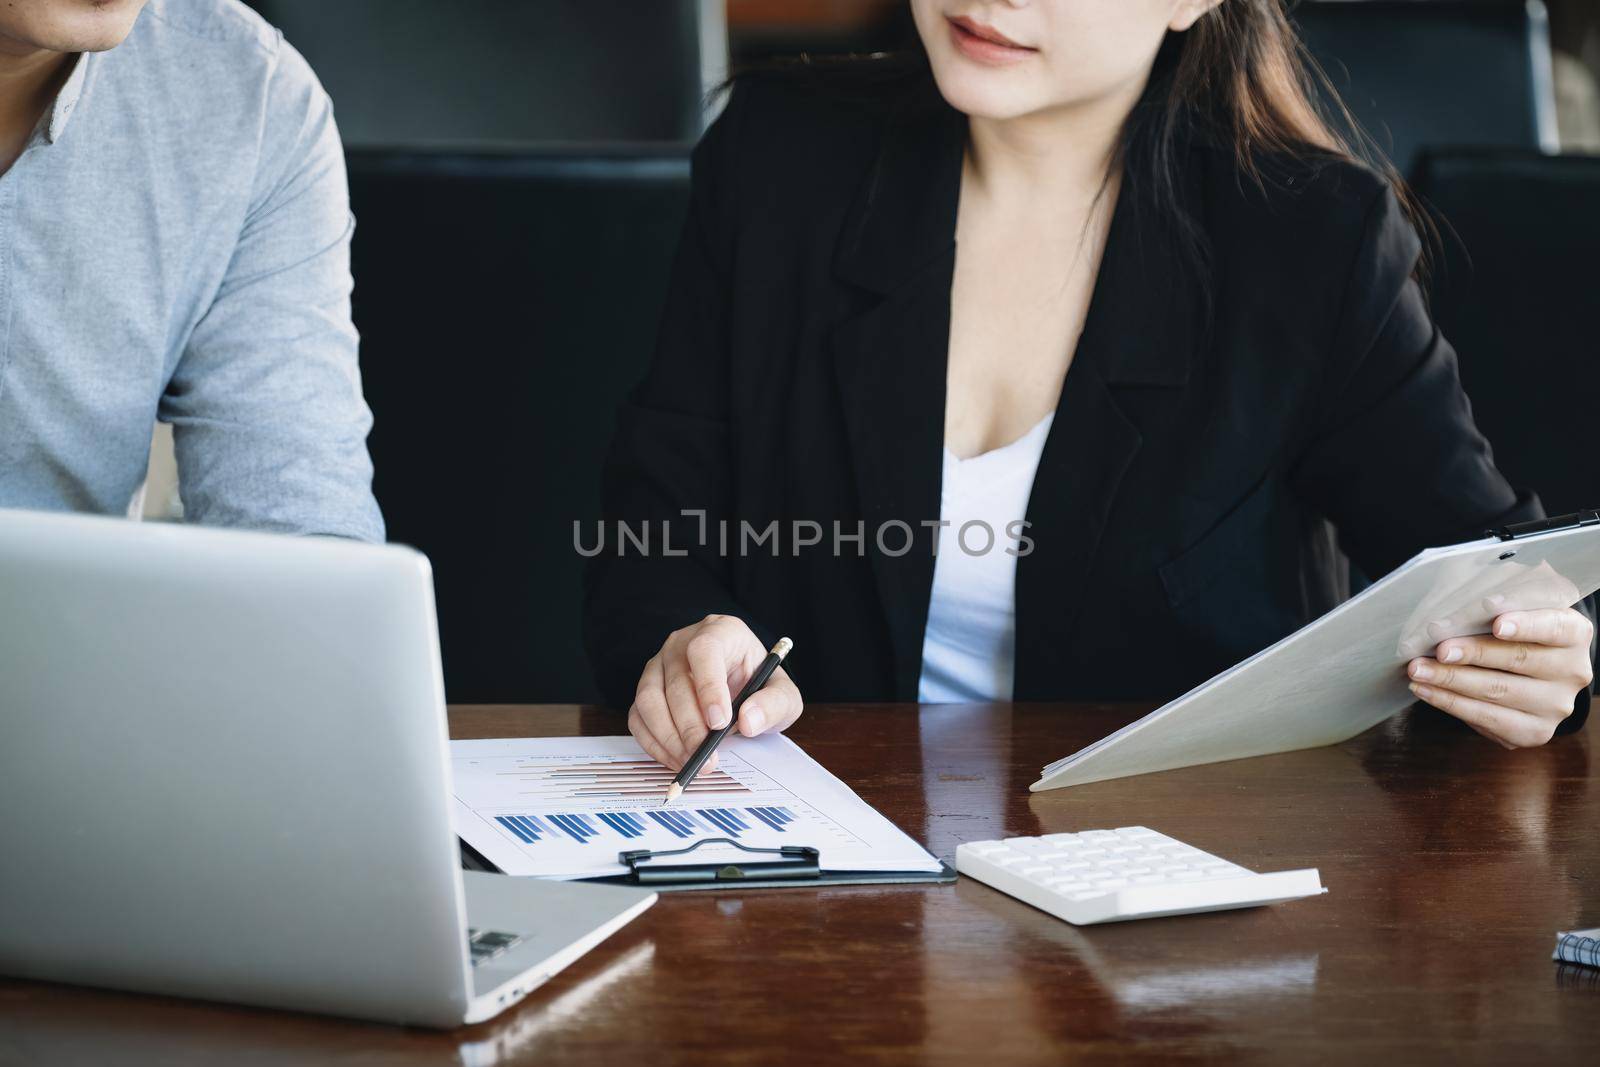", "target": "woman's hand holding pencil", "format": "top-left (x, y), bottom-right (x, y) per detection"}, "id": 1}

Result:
top-left (628, 615), bottom-right (803, 773)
